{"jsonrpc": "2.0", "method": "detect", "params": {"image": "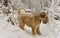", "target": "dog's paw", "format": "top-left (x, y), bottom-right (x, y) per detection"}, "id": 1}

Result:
top-left (38, 32), bottom-right (41, 35)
